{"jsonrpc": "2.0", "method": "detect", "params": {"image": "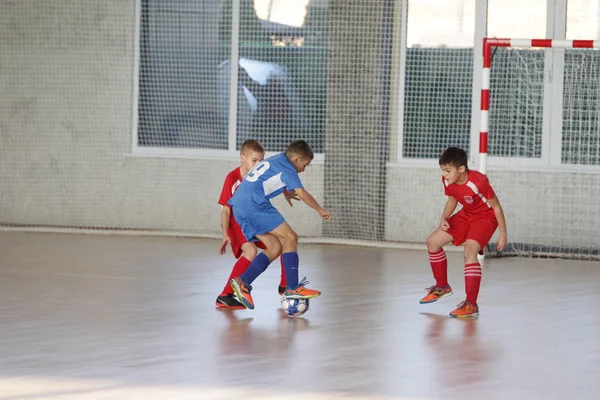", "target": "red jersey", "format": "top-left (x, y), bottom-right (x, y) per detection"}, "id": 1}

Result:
top-left (218, 167), bottom-right (243, 226)
top-left (443, 170), bottom-right (496, 220)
